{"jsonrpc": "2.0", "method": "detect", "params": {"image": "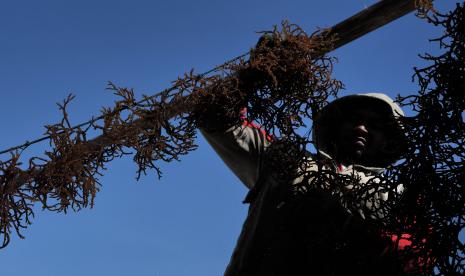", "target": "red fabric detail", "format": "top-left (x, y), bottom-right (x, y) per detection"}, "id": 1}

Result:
top-left (240, 108), bottom-right (273, 142)
top-left (382, 228), bottom-right (435, 273)
top-left (390, 233), bottom-right (412, 250)
top-left (239, 107), bottom-right (248, 120)
top-left (242, 120), bottom-right (273, 142)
